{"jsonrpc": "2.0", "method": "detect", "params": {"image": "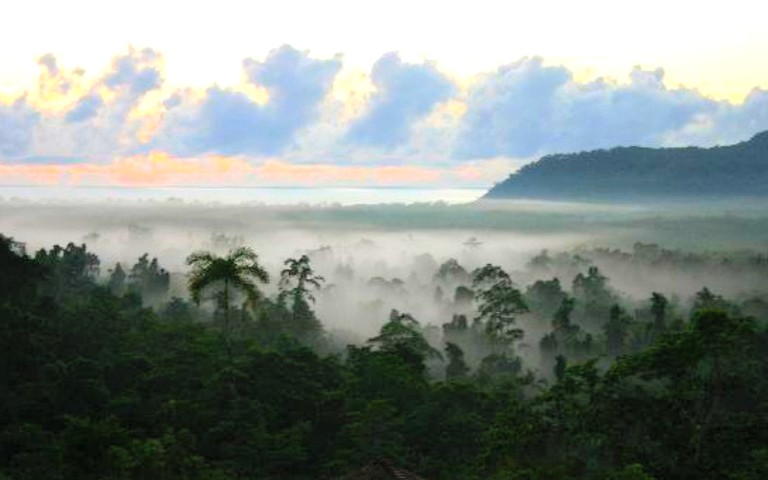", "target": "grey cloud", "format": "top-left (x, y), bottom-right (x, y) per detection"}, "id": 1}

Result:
top-left (452, 58), bottom-right (722, 159)
top-left (159, 45), bottom-right (341, 156)
top-left (0, 98), bottom-right (39, 158)
top-left (37, 53), bottom-right (59, 75)
top-left (65, 94), bottom-right (104, 123)
top-left (104, 48), bottom-right (162, 95)
top-left (345, 52), bottom-right (456, 149)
